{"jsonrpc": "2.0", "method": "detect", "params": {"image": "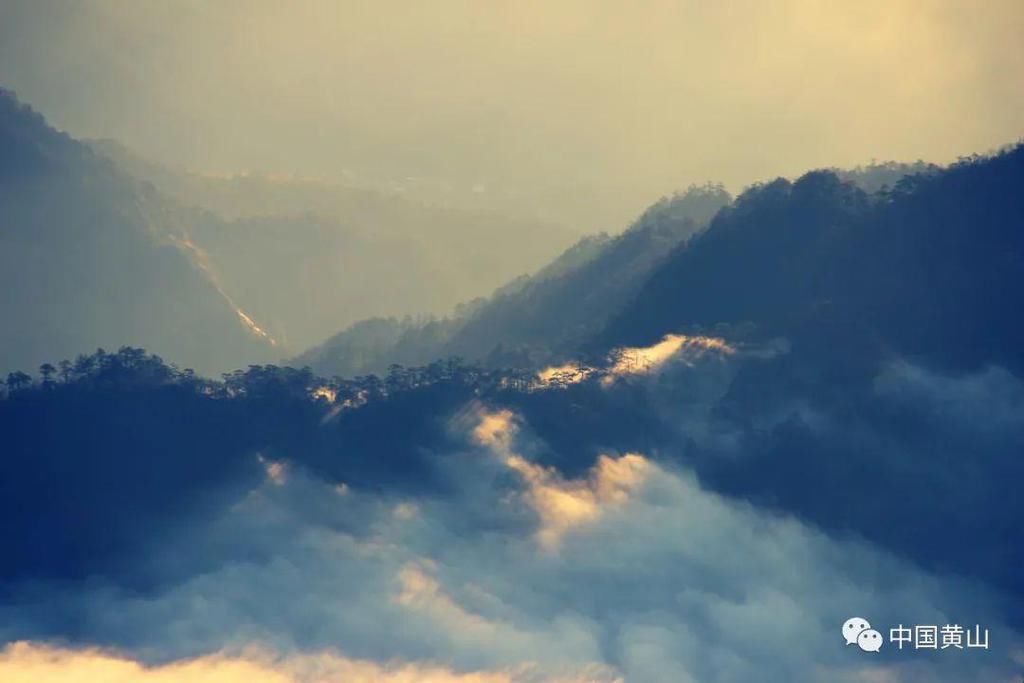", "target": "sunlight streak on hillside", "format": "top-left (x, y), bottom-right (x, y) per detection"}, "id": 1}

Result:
top-left (536, 363), bottom-right (593, 387)
top-left (536, 334), bottom-right (736, 388)
top-left (603, 334), bottom-right (734, 383)
top-left (168, 235), bottom-right (279, 347)
top-left (310, 385), bottom-right (337, 403)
